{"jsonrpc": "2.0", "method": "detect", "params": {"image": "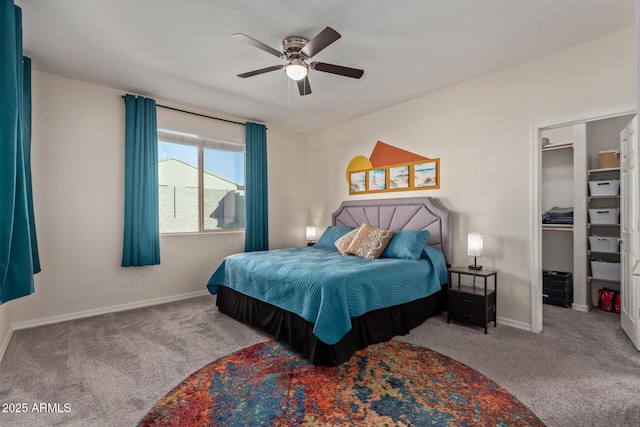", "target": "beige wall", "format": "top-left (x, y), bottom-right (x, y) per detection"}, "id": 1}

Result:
top-left (8, 70), bottom-right (309, 325)
top-left (308, 28), bottom-right (636, 328)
